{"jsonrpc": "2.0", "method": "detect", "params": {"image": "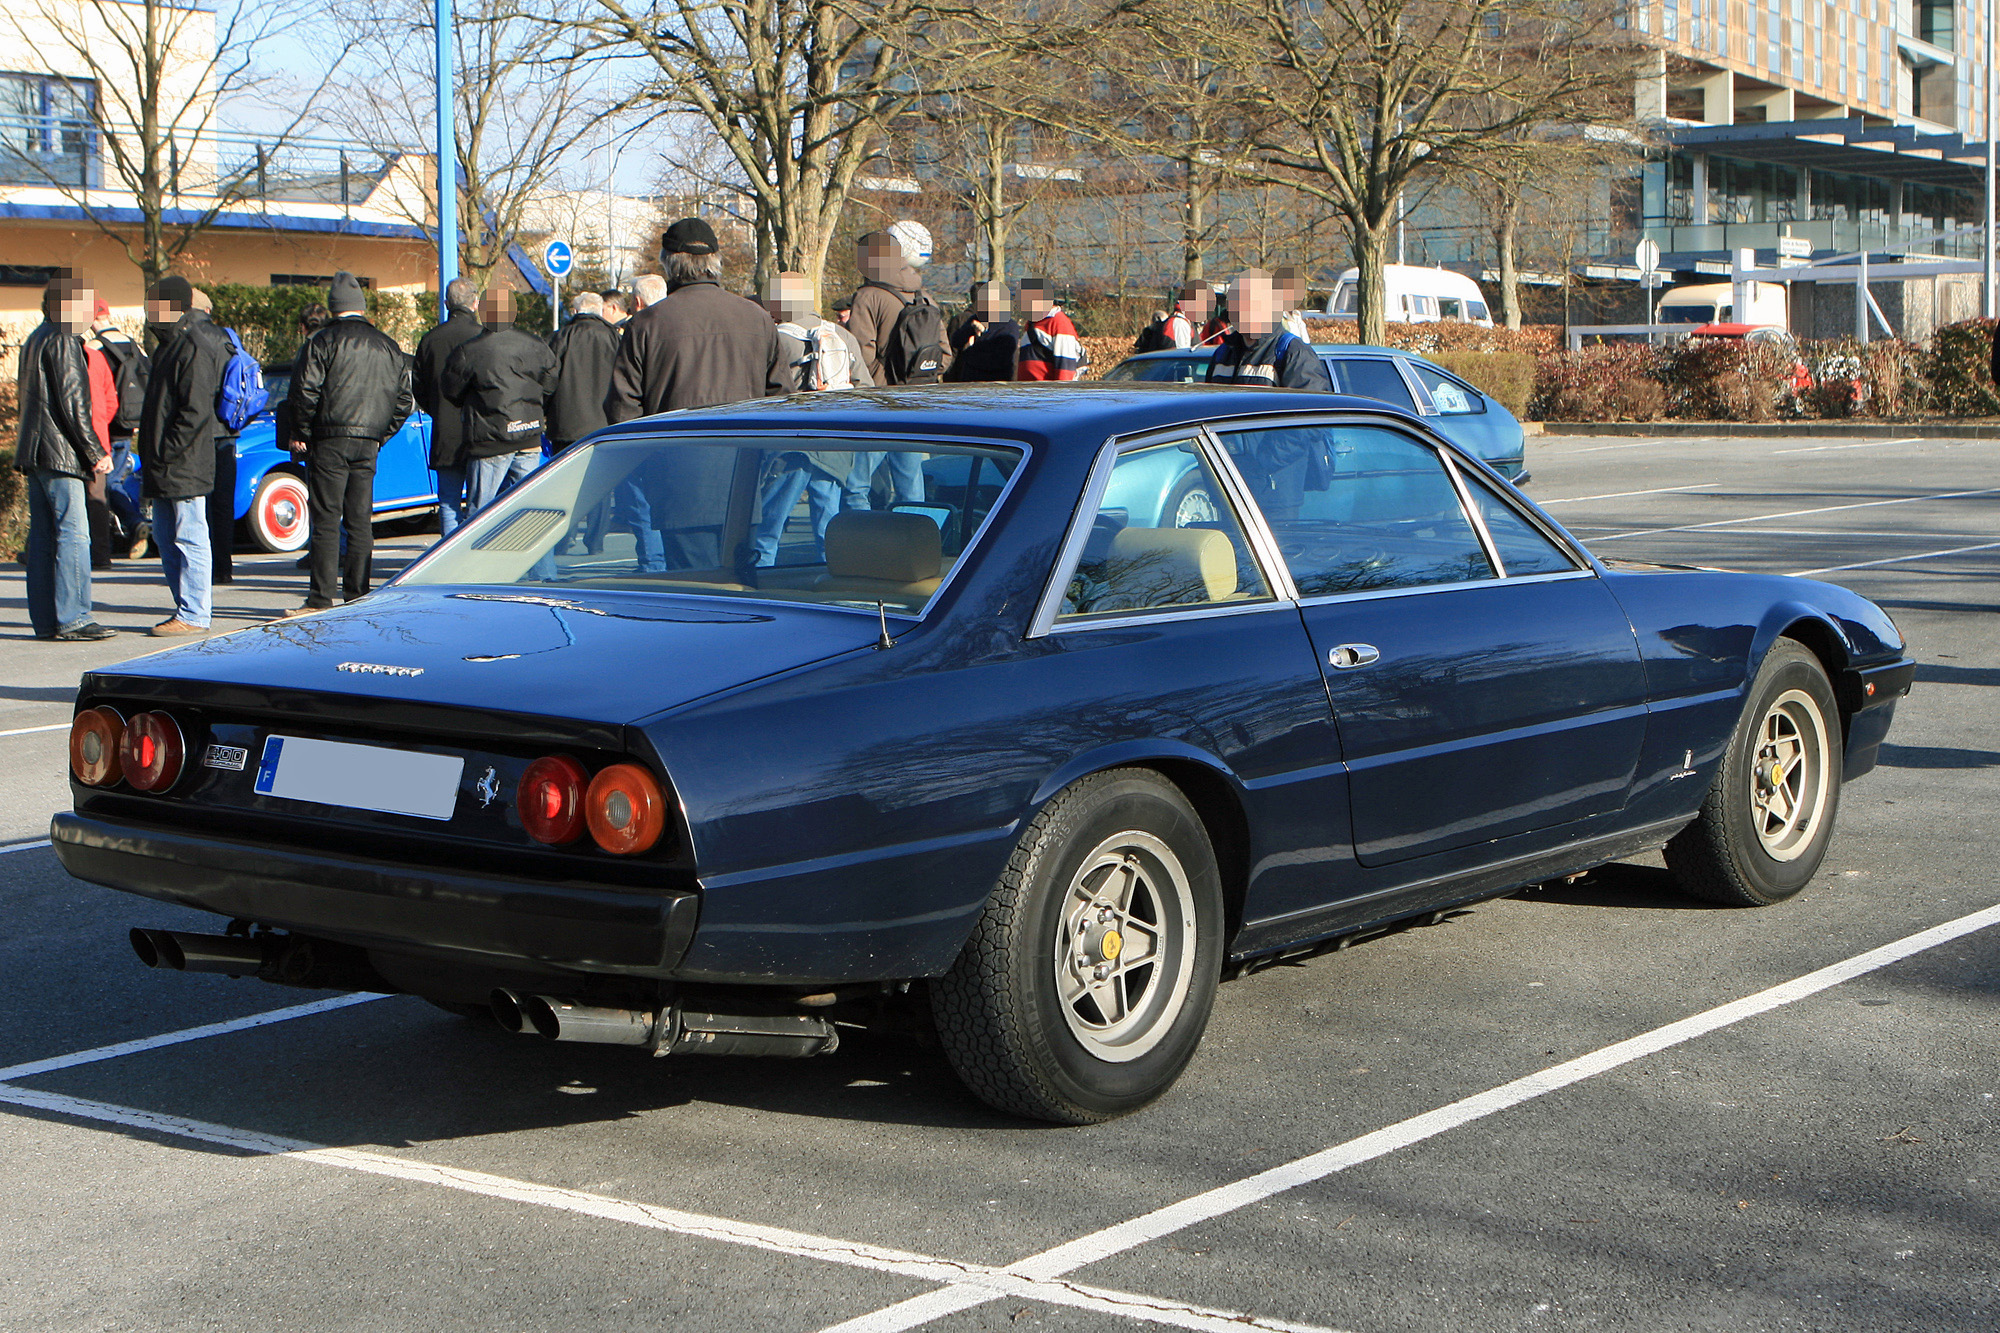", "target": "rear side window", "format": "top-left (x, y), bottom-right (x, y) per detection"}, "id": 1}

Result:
top-left (1404, 363), bottom-right (1484, 415)
top-left (1330, 358), bottom-right (1417, 411)
top-left (1456, 472), bottom-right (1578, 577)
